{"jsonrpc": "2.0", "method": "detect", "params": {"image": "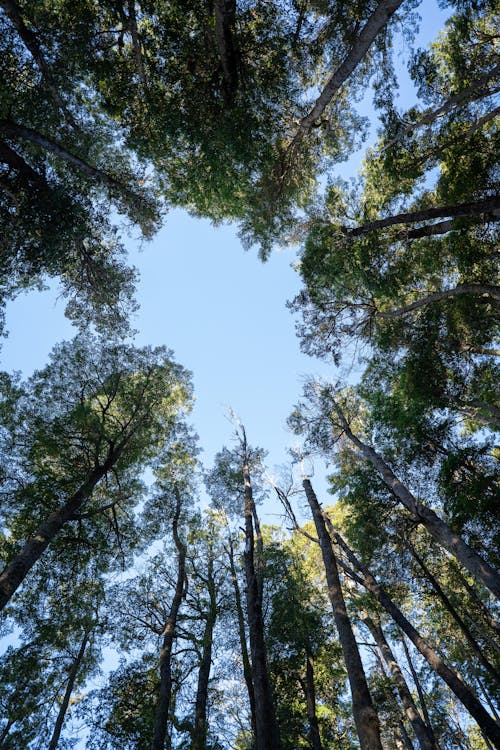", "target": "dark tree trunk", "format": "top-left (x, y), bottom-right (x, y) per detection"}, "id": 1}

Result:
top-left (343, 196), bottom-right (500, 237)
top-left (408, 543), bottom-right (500, 683)
top-left (399, 720), bottom-right (415, 750)
top-left (327, 526), bottom-right (500, 748)
top-left (227, 533), bottom-right (257, 739)
top-left (0, 0), bottom-right (75, 124)
top-left (151, 488), bottom-right (186, 750)
top-left (361, 612), bottom-right (437, 750)
top-left (48, 629), bottom-right (90, 750)
top-left (330, 399), bottom-right (500, 598)
top-left (192, 555), bottom-right (217, 750)
top-left (300, 650), bottom-right (324, 750)
top-left (242, 431), bottom-right (281, 750)
top-left (0, 441), bottom-right (124, 611)
top-left (303, 479), bottom-right (382, 750)
top-left (400, 638), bottom-right (439, 750)
top-left (375, 285), bottom-right (500, 319)
top-left (294, 0), bottom-right (404, 139)
top-left (0, 120), bottom-right (126, 192)
top-left (213, 0), bottom-right (239, 103)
